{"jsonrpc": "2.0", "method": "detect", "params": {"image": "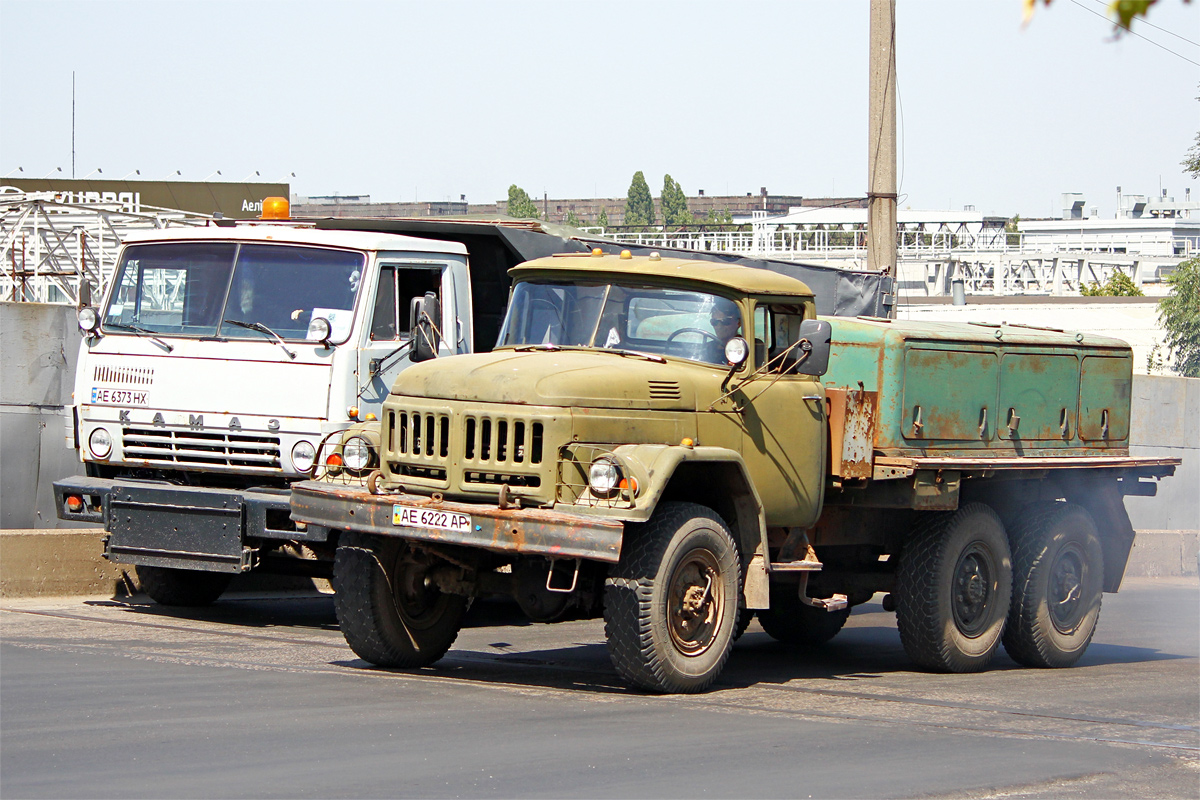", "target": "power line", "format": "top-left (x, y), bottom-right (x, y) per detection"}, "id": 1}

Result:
top-left (1068, 0), bottom-right (1200, 67)
top-left (1080, 0), bottom-right (1200, 48)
